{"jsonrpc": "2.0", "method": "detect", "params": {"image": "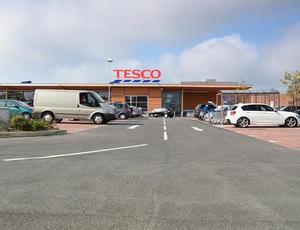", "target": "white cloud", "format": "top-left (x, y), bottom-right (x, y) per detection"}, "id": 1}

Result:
top-left (157, 22), bottom-right (300, 90)
top-left (156, 35), bottom-right (259, 85)
top-left (262, 22), bottom-right (300, 81)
